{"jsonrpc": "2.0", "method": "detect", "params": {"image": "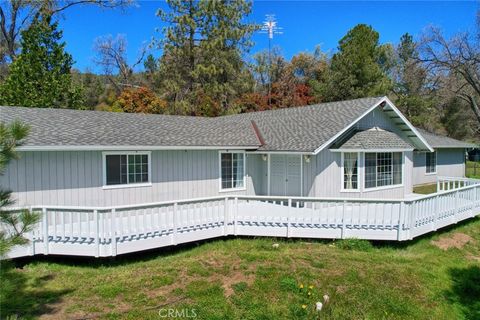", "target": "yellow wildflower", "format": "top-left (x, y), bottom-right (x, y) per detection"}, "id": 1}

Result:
top-left (308, 291), bottom-right (311, 296)
top-left (309, 285), bottom-right (314, 289)
top-left (302, 304), bottom-right (307, 309)
top-left (299, 284), bottom-right (304, 289)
